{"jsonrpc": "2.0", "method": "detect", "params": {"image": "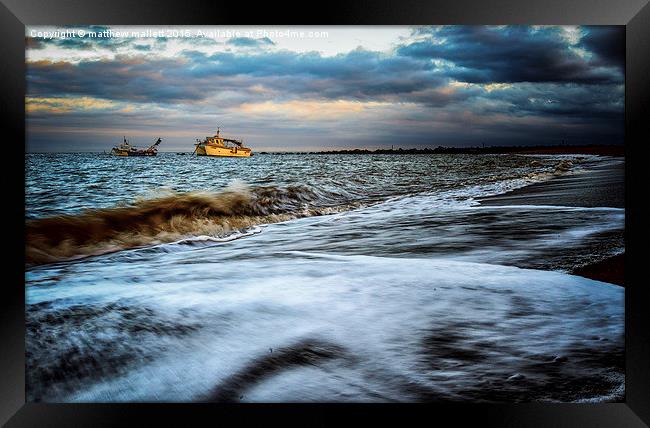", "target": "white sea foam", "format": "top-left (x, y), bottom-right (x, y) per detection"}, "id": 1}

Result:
top-left (26, 254), bottom-right (623, 403)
